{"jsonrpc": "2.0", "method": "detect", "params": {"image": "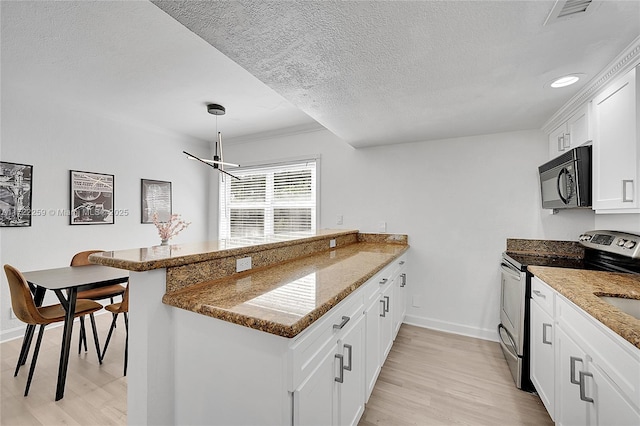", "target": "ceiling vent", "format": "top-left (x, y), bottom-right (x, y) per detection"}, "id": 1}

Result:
top-left (544, 0), bottom-right (597, 25)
